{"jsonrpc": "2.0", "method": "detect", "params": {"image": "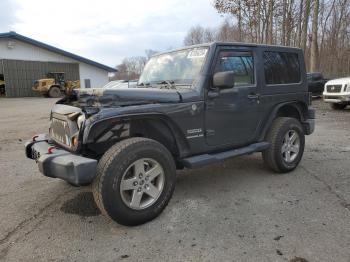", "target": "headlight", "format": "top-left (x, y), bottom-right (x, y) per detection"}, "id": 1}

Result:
top-left (77, 114), bottom-right (85, 129)
top-left (346, 84), bottom-right (350, 92)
